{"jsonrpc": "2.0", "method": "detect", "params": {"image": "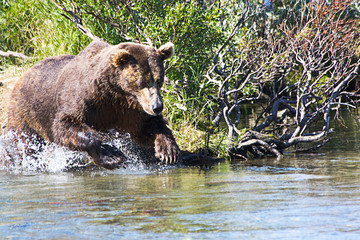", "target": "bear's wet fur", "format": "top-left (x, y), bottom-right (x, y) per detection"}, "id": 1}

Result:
top-left (6, 41), bottom-right (180, 169)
